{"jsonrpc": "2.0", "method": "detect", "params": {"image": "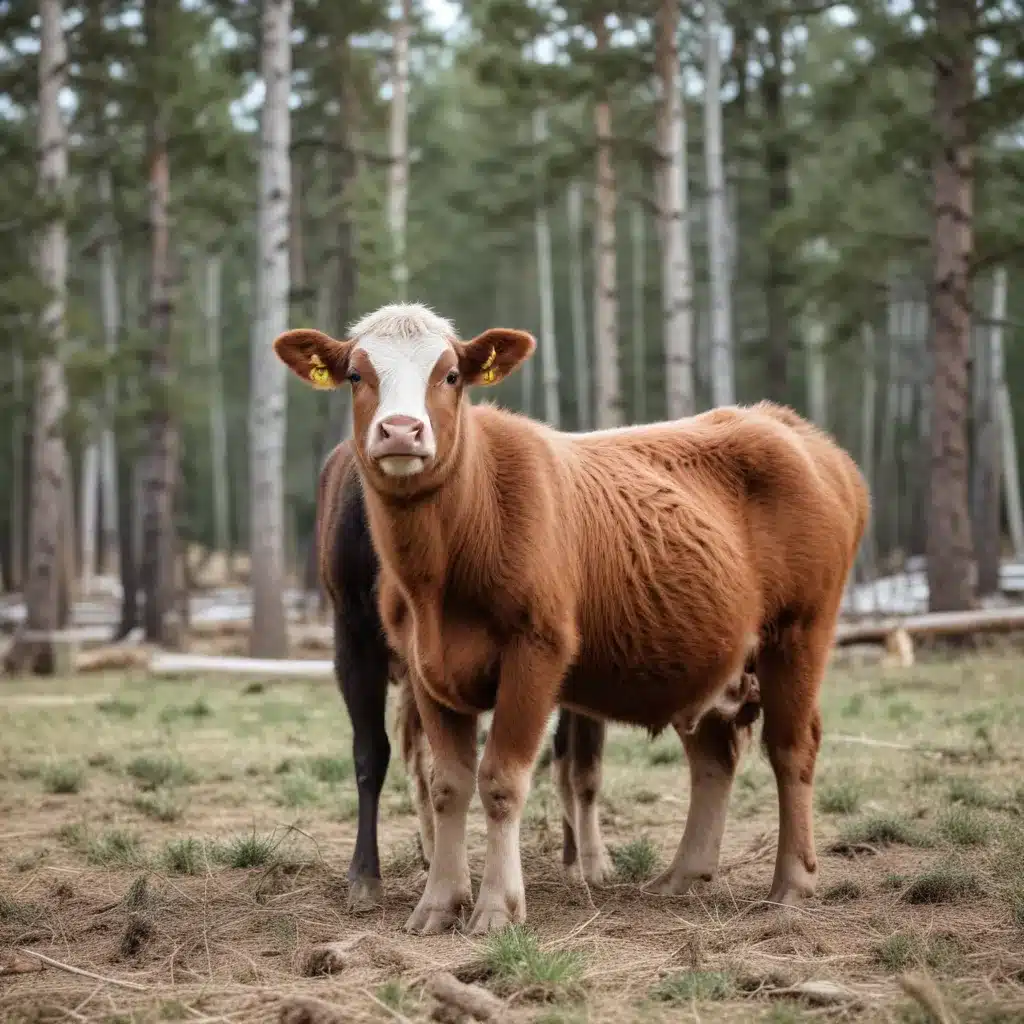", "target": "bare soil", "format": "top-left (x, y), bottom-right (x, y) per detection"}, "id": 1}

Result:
top-left (2, 651), bottom-right (1023, 1022)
